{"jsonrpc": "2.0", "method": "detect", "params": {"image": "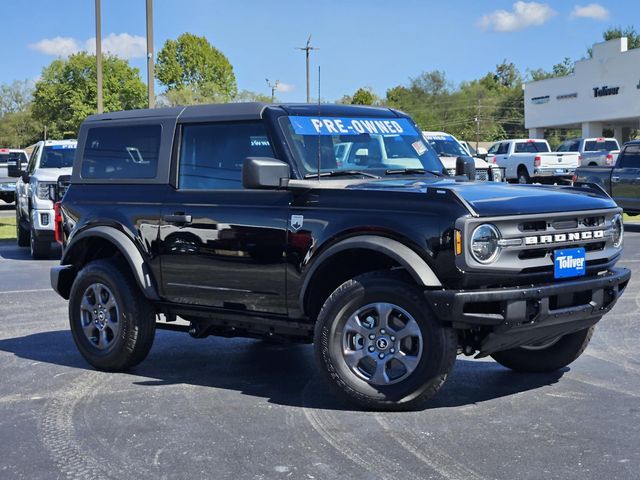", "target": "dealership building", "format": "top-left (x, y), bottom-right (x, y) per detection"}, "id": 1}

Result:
top-left (524, 37), bottom-right (640, 144)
